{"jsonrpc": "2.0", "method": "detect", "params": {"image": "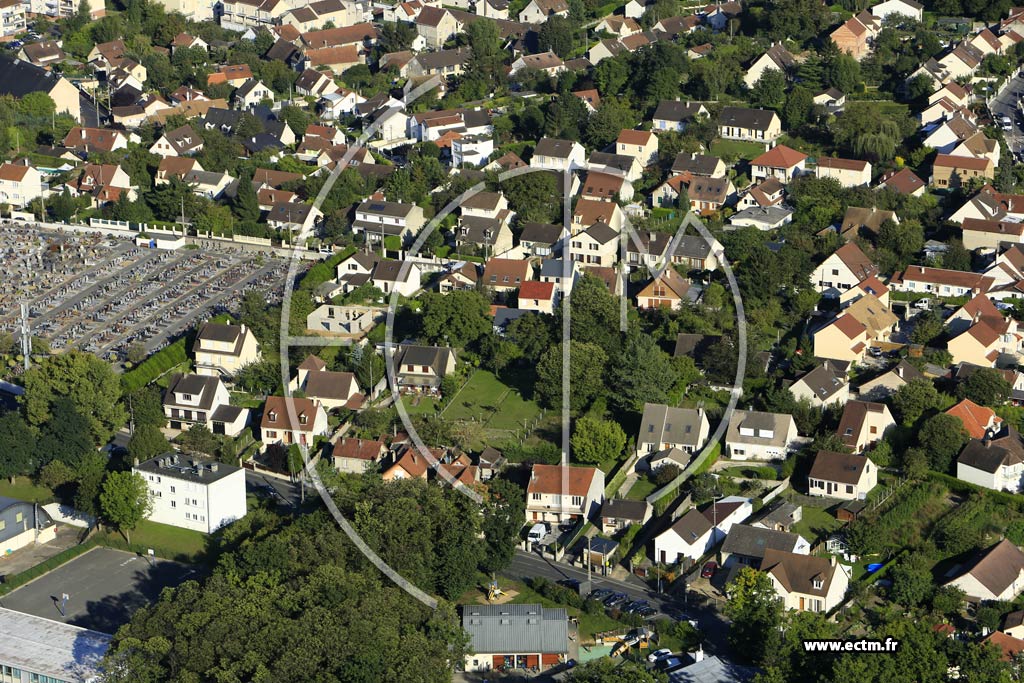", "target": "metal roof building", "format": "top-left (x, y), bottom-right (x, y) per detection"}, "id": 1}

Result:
top-left (461, 603), bottom-right (569, 673)
top-left (0, 607), bottom-right (111, 682)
